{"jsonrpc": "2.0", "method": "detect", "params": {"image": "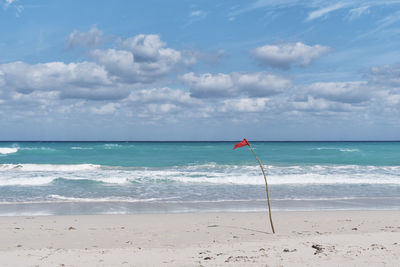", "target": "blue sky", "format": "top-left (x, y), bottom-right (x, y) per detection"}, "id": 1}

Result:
top-left (1, 0), bottom-right (400, 140)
